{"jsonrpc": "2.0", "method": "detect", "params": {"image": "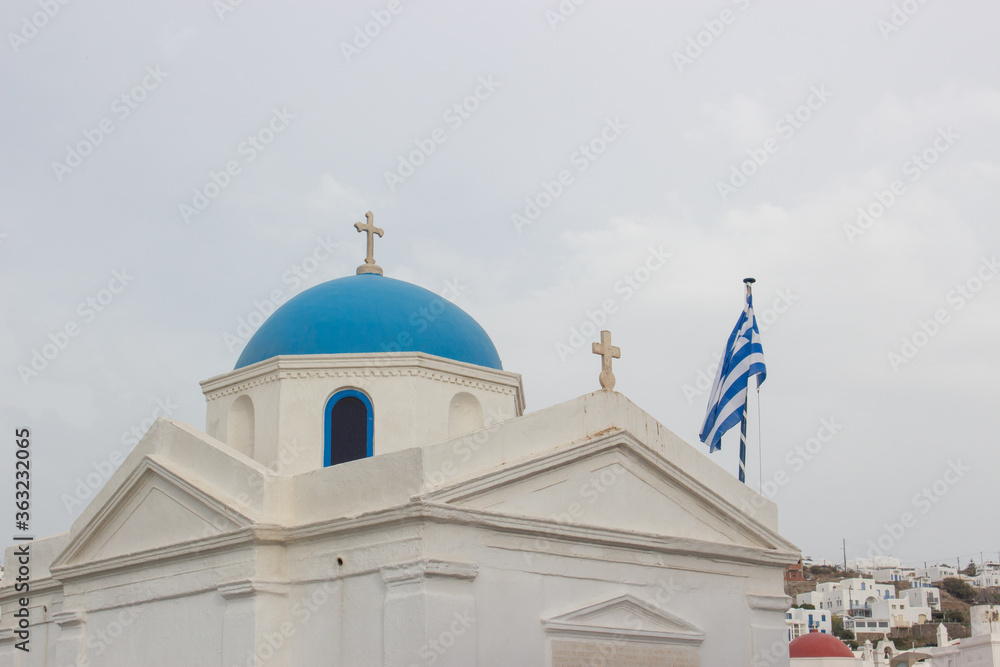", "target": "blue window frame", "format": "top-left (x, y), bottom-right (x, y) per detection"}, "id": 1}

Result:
top-left (324, 389), bottom-right (374, 466)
